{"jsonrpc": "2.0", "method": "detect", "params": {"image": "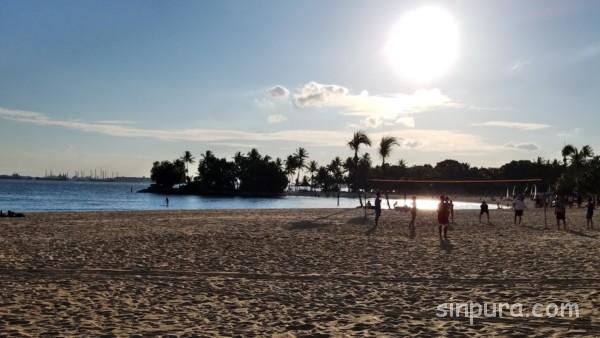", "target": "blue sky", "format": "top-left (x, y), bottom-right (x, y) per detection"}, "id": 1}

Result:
top-left (1, 0), bottom-right (600, 176)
